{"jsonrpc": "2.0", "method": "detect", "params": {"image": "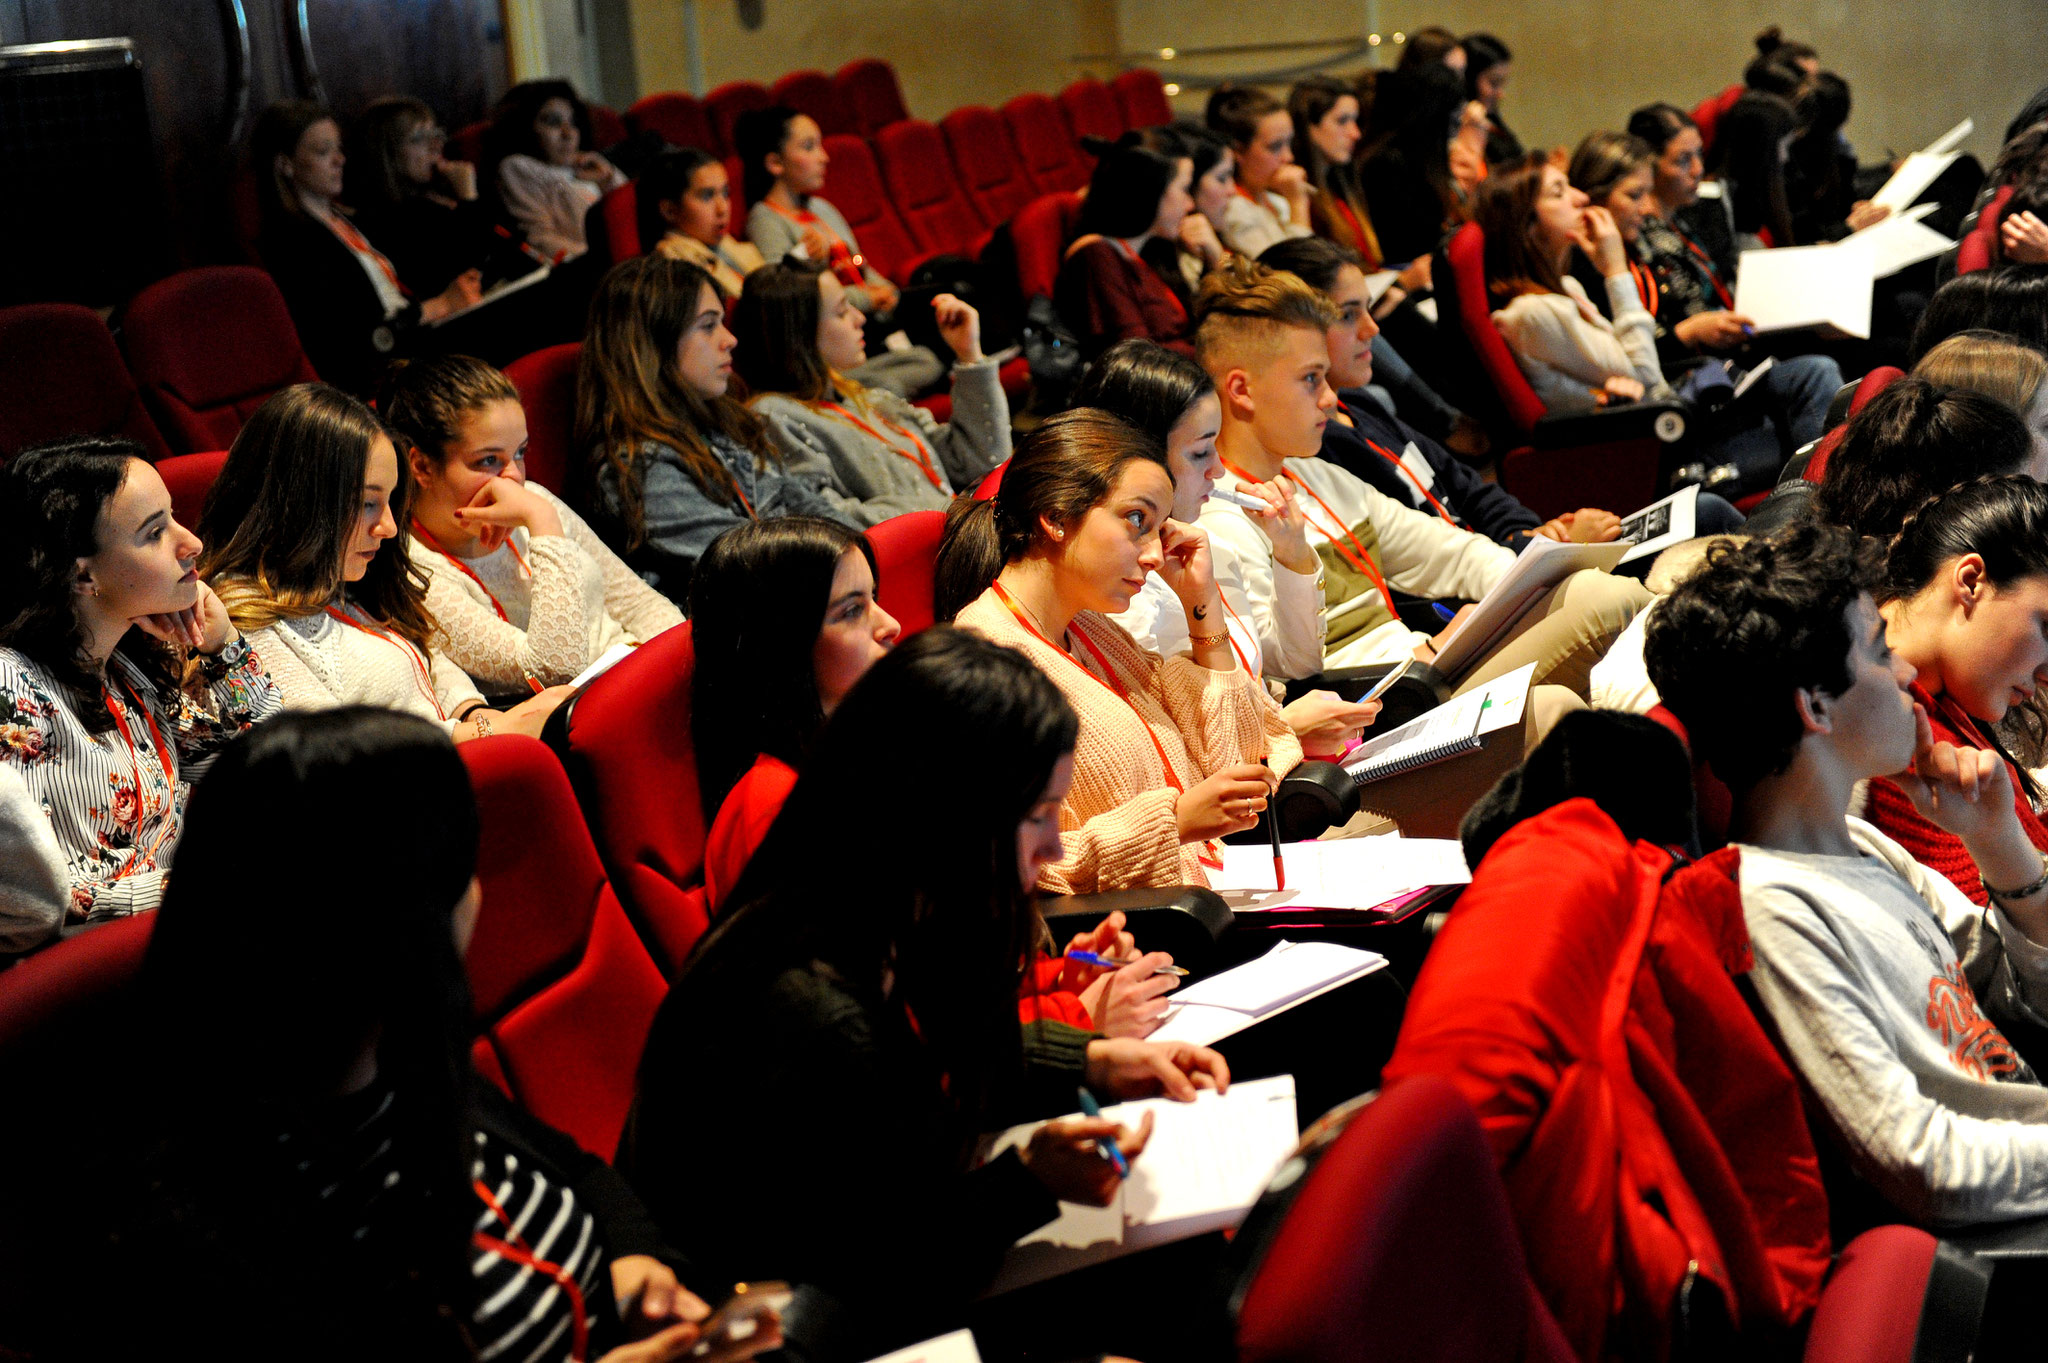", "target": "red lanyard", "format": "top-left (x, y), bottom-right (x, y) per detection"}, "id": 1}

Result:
top-left (1216, 594), bottom-right (1257, 676)
top-left (820, 401), bottom-right (943, 489)
top-left (1670, 226), bottom-right (1734, 308)
top-left (103, 677), bottom-right (177, 877)
top-left (1112, 238), bottom-right (1186, 324)
top-left (1326, 195), bottom-right (1383, 271)
top-left (410, 522), bottom-right (545, 695)
top-left (763, 197), bottom-right (865, 287)
top-left (1628, 260), bottom-right (1660, 315)
top-left (322, 211), bottom-right (410, 297)
top-left (323, 605), bottom-right (446, 719)
top-left (991, 581), bottom-right (1223, 868)
top-left (1360, 435), bottom-right (1455, 524)
top-left (1221, 459), bottom-right (1398, 618)
top-left (472, 1180), bottom-right (590, 1363)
